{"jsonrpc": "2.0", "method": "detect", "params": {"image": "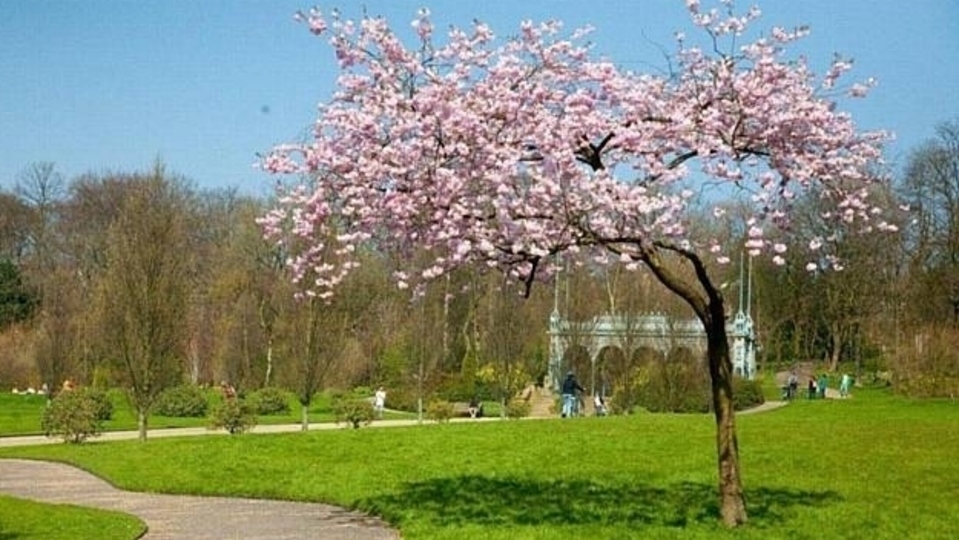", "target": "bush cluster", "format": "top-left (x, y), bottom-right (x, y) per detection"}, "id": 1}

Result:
top-left (425, 400), bottom-right (454, 423)
top-left (894, 328), bottom-right (959, 398)
top-left (248, 387), bottom-right (291, 415)
top-left (434, 374), bottom-right (495, 403)
top-left (504, 398), bottom-right (531, 419)
top-left (83, 388), bottom-right (114, 421)
top-left (41, 388), bottom-right (111, 443)
top-left (333, 396), bottom-right (375, 428)
top-left (731, 377), bottom-right (766, 410)
top-left (609, 360), bottom-right (764, 414)
top-left (896, 374), bottom-right (959, 398)
top-left (209, 398), bottom-right (256, 434)
top-left (154, 384), bottom-right (209, 417)
top-left (633, 361), bottom-right (711, 413)
top-left (375, 387), bottom-right (418, 412)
